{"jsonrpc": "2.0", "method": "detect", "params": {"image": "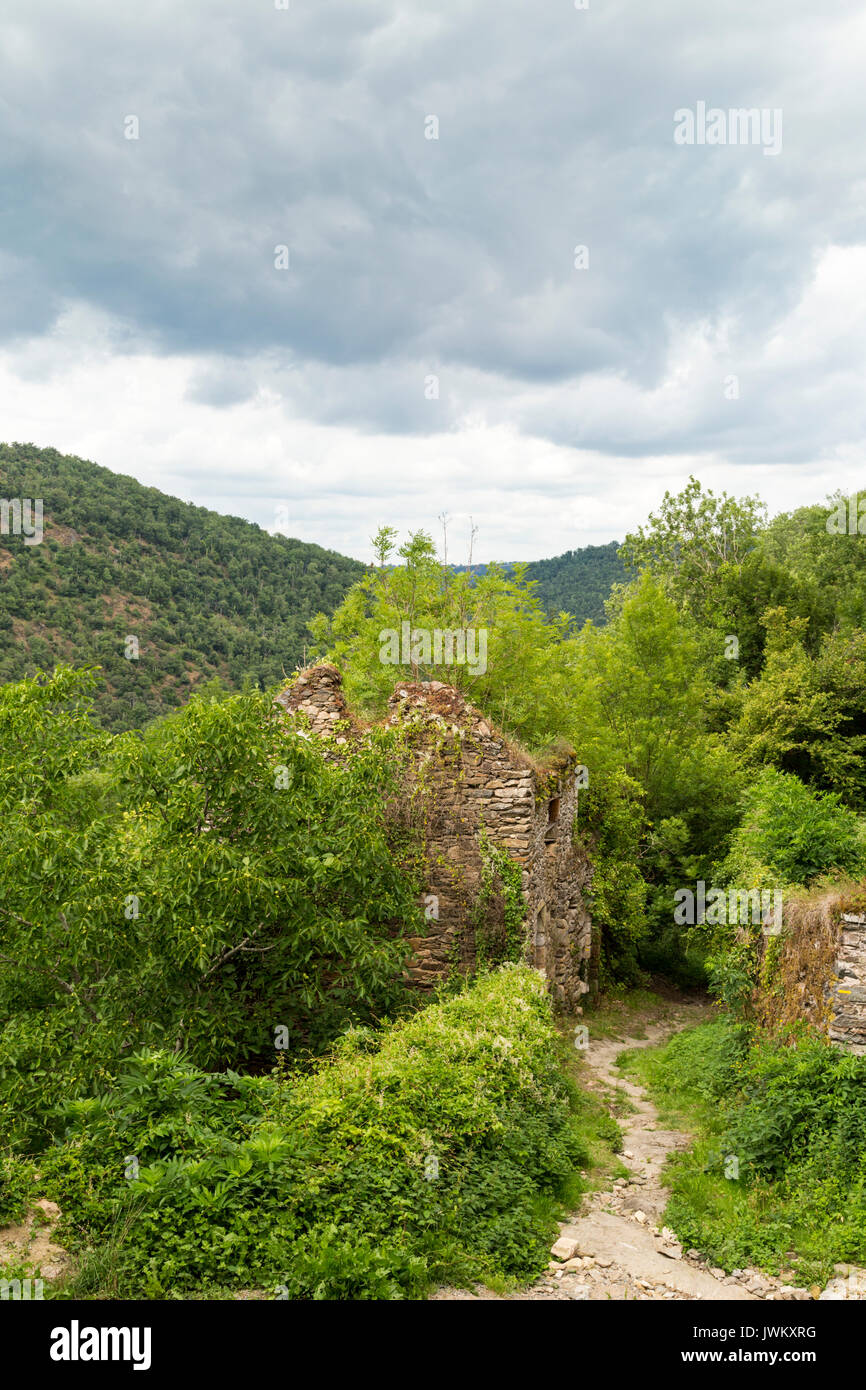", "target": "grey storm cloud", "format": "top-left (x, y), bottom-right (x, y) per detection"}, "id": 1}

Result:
top-left (1, 0), bottom-right (865, 465)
